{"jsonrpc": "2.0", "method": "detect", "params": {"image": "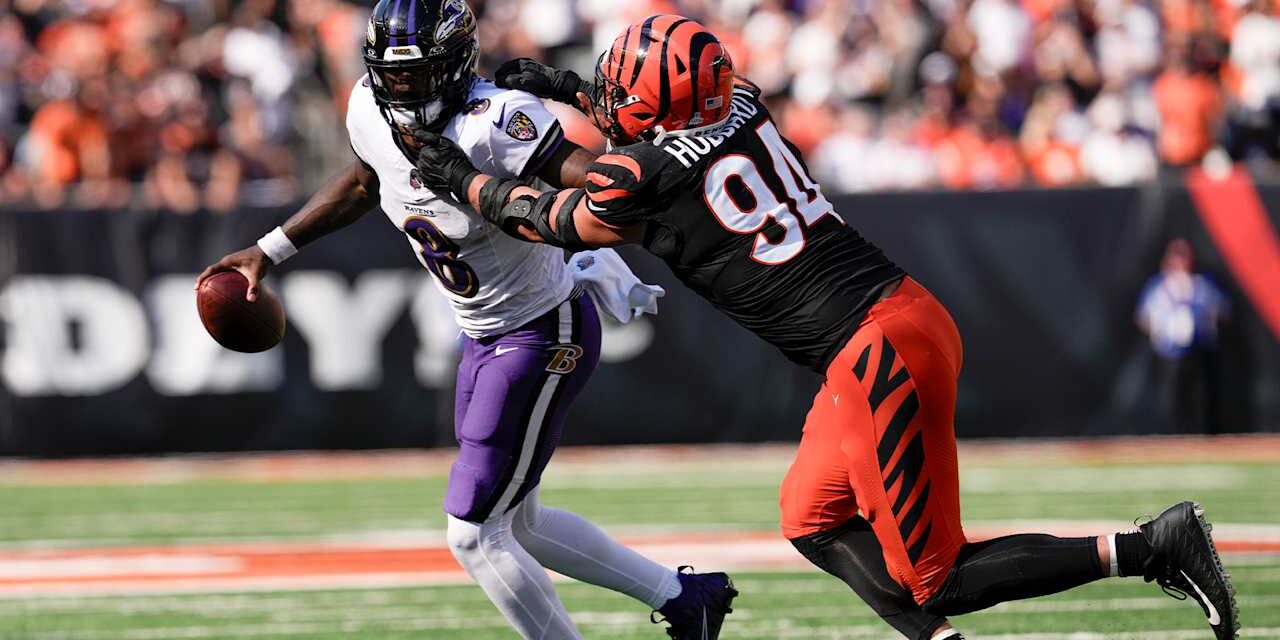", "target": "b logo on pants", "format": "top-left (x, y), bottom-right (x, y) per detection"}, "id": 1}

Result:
top-left (546, 344), bottom-right (584, 374)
